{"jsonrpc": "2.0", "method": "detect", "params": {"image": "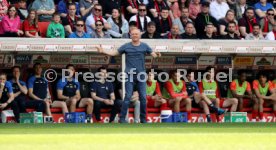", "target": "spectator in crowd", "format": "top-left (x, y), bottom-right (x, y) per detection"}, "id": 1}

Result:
top-left (252, 71), bottom-right (276, 122)
top-left (62, 3), bottom-right (82, 37)
top-left (57, 64), bottom-right (92, 119)
top-left (9, 66), bottom-right (28, 119)
top-left (234, 0), bottom-right (248, 20)
top-left (85, 4), bottom-right (111, 34)
top-left (118, 83), bottom-right (140, 123)
top-left (195, 2), bottom-right (218, 38)
top-left (164, 24), bottom-right (182, 39)
top-left (201, 22), bottom-right (218, 39)
top-left (189, 0), bottom-right (201, 21)
top-left (221, 21), bottom-right (240, 39)
top-left (99, 0), bottom-right (121, 18)
top-left (142, 21), bottom-right (161, 39)
top-left (107, 8), bottom-right (129, 38)
top-left (124, 0), bottom-right (139, 21)
top-left (260, 9), bottom-right (275, 36)
top-left (69, 19), bottom-right (91, 38)
top-left (173, 7), bottom-right (193, 34)
top-left (227, 69), bottom-right (256, 112)
top-left (0, 0), bottom-right (9, 20)
top-left (254, 0), bottom-right (274, 19)
top-left (154, 8), bottom-right (173, 36)
top-left (265, 23), bottom-right (276, 40)
top-left (17, 0), bottom-right (28, 22)
top-left (28, 63), bottom-right (57, 118)
top-left (79, 0), bottom-right (96, 19)
top-left (23, 9), bottom-right (40, 38)
top-left (91, 20), bottom-right (111, 38)
top-left (162, 69), bottom-right (192, 122)
top-left (170, 0), bottom-right (190, 18)
top-left (129, 4), bottom-right (151, 33)
top-left (0, 73), bottom-right (17, 122)
top-left (210, 0), bottom-right (230, 21)
top-left (58, 0), bottom-right (80, 18)
top-left (245, 23), bottom-right (265, 40)
top-left (122, 21), bottom-right (137, 38)
top-left (149, 0), bottom-right (170, 18)
top-left (0, 6), bottom-right (24, 37)
top-left (238, 7), bottom-right (257, 38)
top-left (146, 70), bottom-right (168, 110)
top-left (31, 0), bottom-right (55, 22)
top-left (47, 13), bottom-right (65, 38)
top-left (181, 22), bottom-right (197, 39)
top-left (219, 9), bottom-right (239, 36)
top-left (91, 67), bottom-right (122, 123)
